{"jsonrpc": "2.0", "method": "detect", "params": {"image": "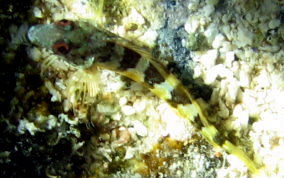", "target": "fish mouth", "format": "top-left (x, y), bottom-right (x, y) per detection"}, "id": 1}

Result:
top-left (27, 24), bottom-right (64, 49)
top-left (10, 23), bottom-right (31, 47)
